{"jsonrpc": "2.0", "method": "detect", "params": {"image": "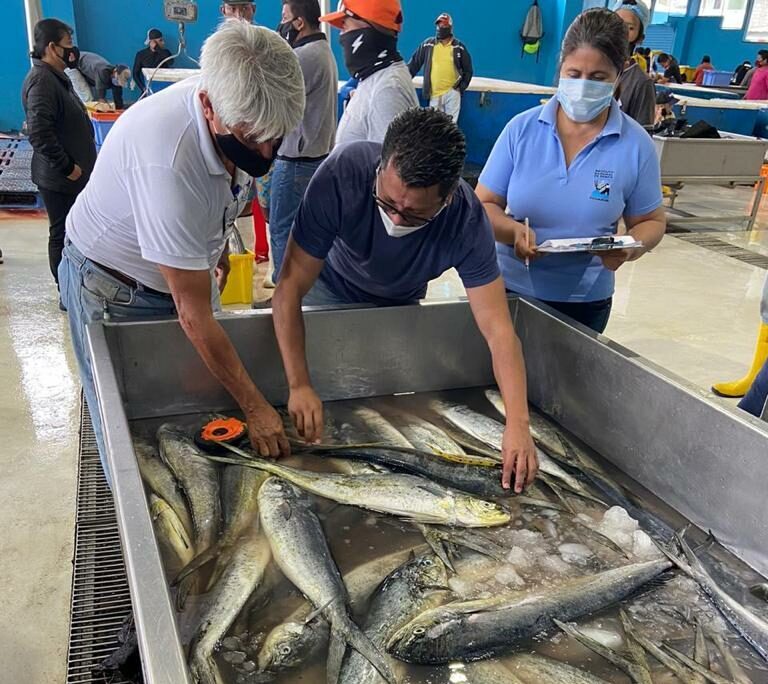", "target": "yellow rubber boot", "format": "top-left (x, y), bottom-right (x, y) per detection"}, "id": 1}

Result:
top-left (712, 323), bottom-right (768, 398)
